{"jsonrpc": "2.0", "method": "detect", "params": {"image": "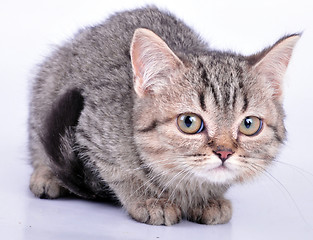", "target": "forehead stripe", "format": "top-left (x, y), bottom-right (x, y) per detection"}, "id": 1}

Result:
top-left (199, 91), bottom-right (206, 111)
